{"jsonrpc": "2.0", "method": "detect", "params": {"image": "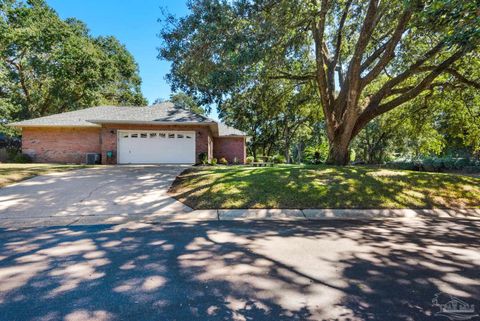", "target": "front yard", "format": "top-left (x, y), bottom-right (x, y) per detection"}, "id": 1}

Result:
top-left (0, 163), bottom-right (89, 188)
top-left (169, 165), bottom-right (480, 209)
